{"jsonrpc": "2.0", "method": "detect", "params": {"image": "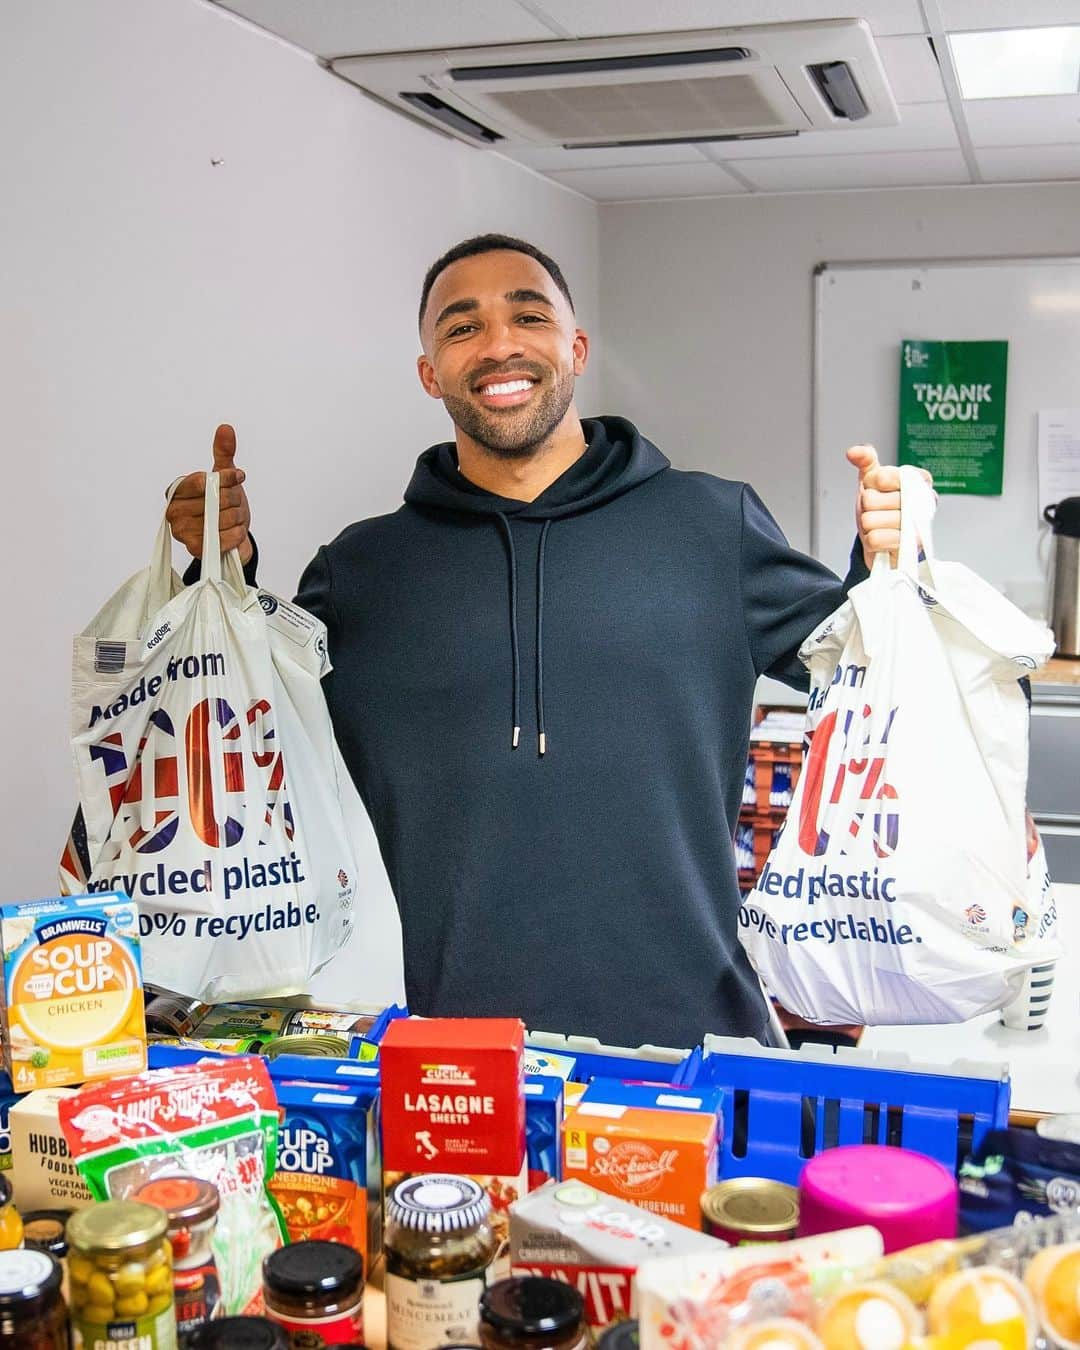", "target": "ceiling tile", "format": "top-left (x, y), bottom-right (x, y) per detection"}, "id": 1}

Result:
top-left (212, 0), bottom-right (558, 58)
top-left (526, 2), bottom-right (926, 38)
top-left (964, 94), bottom-right (1080, 146)
top-left (548, 160), bottom-right (747, 200)
top-left (977, 143), bottom-right (1080, 179)
top-left (877, 34), bottom-right (946, 102)
top-left (499, 143), bottom-right (709, 171)
top-left (700, 101), bottom-right (959, 158)
top-left (940, 0), bottom-right (1080, 31)
top-left (735, 148), bottom-right (970, 189)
